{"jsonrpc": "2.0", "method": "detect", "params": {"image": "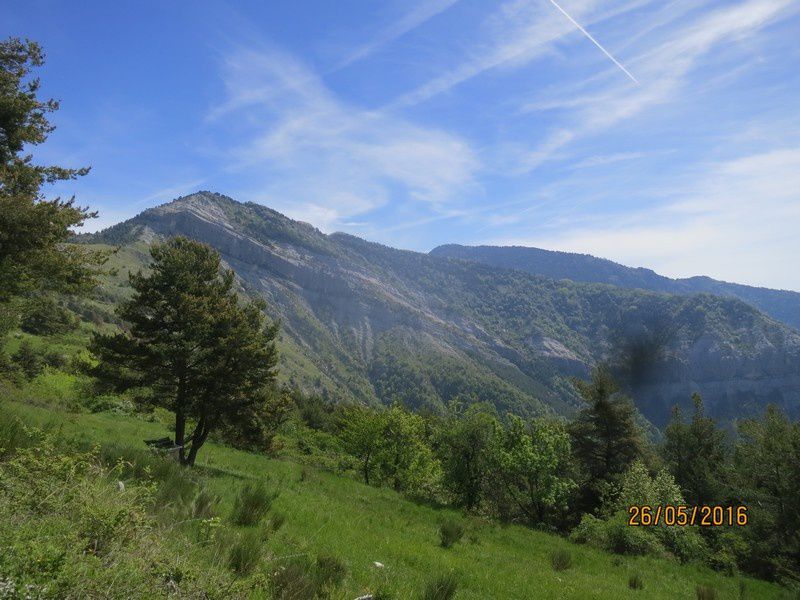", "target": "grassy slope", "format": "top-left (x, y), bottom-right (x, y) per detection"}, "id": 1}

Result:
top-left (4, 400), bottom-right (784, 600)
